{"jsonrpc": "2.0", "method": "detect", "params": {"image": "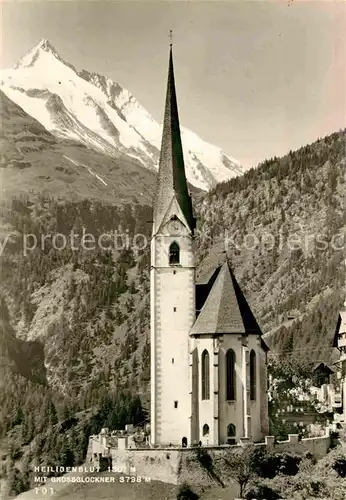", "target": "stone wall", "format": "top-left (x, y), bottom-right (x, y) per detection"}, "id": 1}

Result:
top-left (110, 449), bottom-right (182, 484)
top-left (271, 433), bottom-right (330, 459)
top-left (87, 432), bottom-right (330, 485)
